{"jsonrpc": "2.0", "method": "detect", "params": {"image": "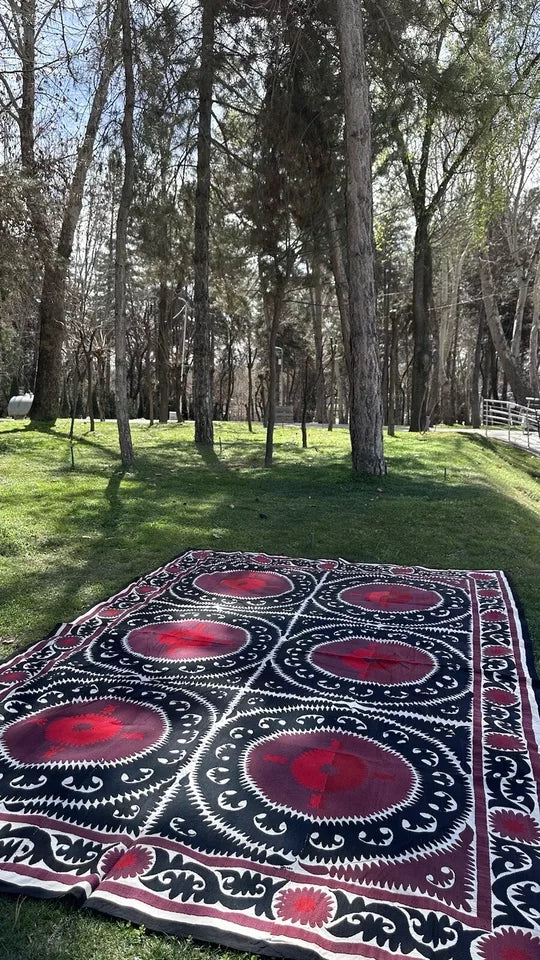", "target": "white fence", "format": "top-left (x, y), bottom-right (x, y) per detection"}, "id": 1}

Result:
top-left (482, 397), bottom-right (540, 448)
